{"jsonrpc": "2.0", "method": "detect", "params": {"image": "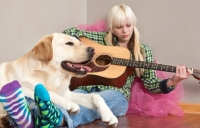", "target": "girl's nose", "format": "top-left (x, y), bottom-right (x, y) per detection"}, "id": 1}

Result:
top-left (122, 27), bottom-right (127, 32)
